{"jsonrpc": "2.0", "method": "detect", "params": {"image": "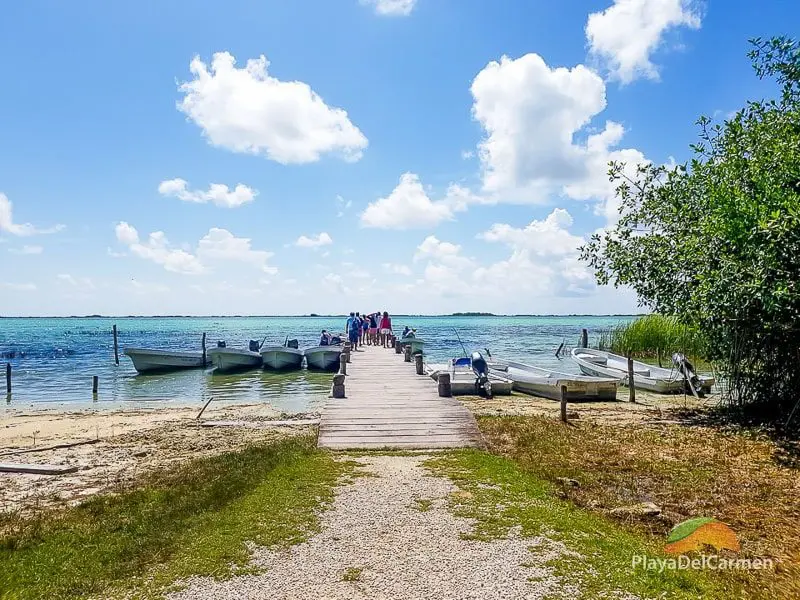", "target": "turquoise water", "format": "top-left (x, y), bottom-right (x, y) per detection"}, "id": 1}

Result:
top-left (0, 316), bottom-right (632, 411)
